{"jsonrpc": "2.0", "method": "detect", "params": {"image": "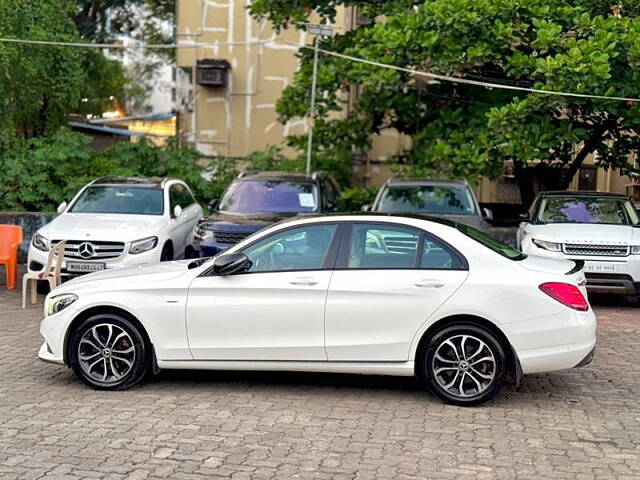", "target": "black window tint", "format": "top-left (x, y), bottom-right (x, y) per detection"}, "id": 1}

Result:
top-left (242, 224), bottom-right (338, 273)
top-left (421, 235), bottom-right (465, 269)
top-left (457, 223), bottom-right (526, 261)
top-left (169, 186), bottom-right (181, 213)
top-left (348, 224), bottom-right (419, 269)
